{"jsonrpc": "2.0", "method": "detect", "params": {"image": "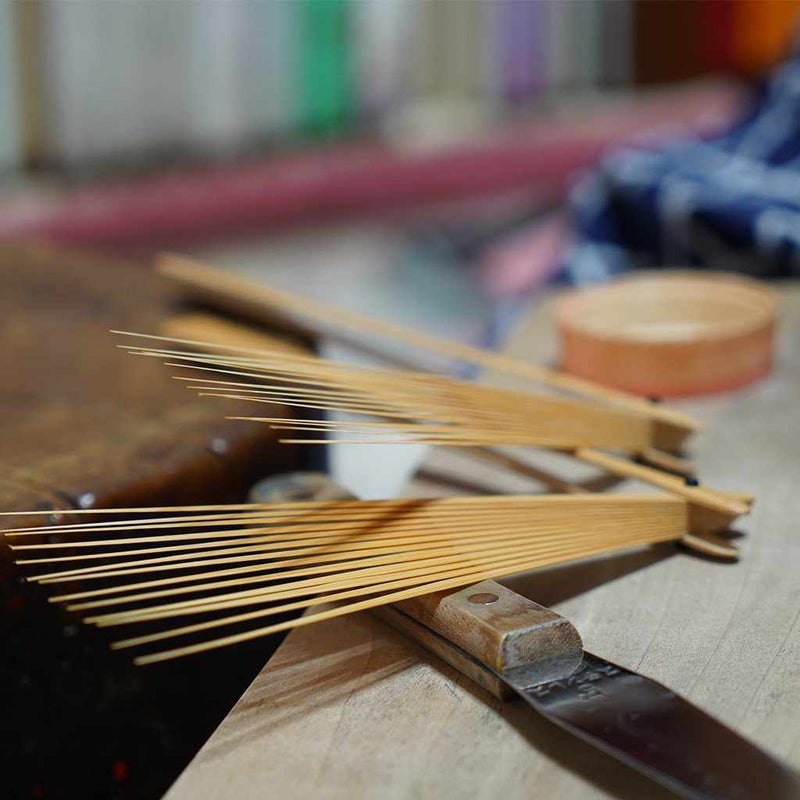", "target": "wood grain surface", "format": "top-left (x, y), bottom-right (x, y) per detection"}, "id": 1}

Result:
top-left (0, 243), bottom-right (303, 799)
top-left (166, 284), bottom-right (800, 800)
top-left (0, 243), bottom-right (300, 532)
